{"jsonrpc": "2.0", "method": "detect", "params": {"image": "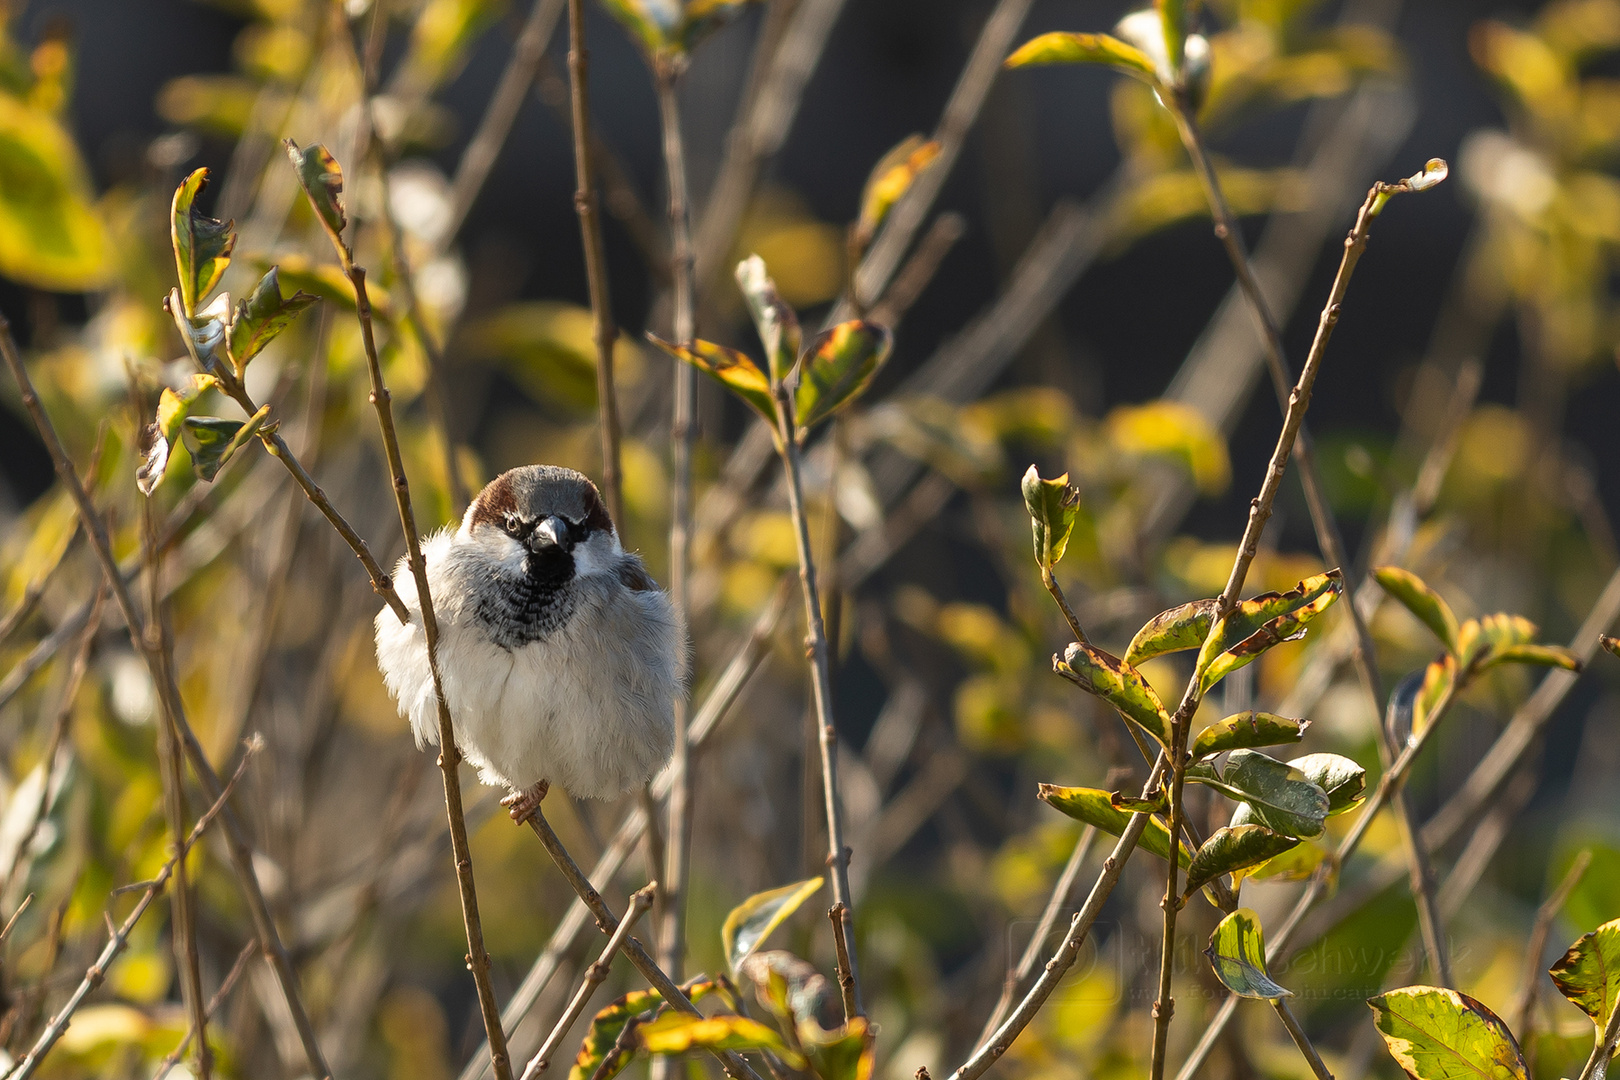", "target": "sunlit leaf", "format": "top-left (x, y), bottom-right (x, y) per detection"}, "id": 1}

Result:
top-left (1601, 634), bottom-right (1620, 658)
top-left (1188, 751), bottom-right (1328, 840)
top-left (1105, 399), bottom-right (1231, 495)
top-left (1196, 570), bottom-right (1343, 695)
top-left (1479, 643), bottom-right (1581, 671)
top-left (1005, 31), bottom-right (1159, 83)
top-left (678, 0), bottom-right (760, 52)
top-left (400, 0), bottom-right (507, 91)
top-left (1186, 824), bottom-right (1300, 896)
top-left (1053, 641), bottom-right (1174, 748)
top-left (1245, 838), bottom-right (1326, 884)
top-left (1411, 655), bottom-right (1456, 737)
top-left (795, 320), bottom-right (893, 433)
top-left (720, 877), bottom-right (823, 974)
top-left (1456, 613), bottom-right (1536, 671)
top-left (171, 168), bottom-right (234, 317)
top-left (179, 405), bottom-right (270, 483)
top-left (648, 334), bottom-right (776, 426)
top-left (855, 135), bottom-right (942, 243)
top-left (228, 267), bottom-right (318, 374)
top-left (801, 1017), bottom-right (874, 1080)
top-left (1190, 712), bottom-right (1309, 760)
top-left (738, 950), bottom-right (830, 1029)
top-left (1021, 465), bottom-right (1083, 571)
top-left (1127, 599), bottom-right (1216, 665)
top-left (1156, 0), bottom-right (1187, 74)
top-left (735, 255), bottom-right (800, 384)
top-left (1368, 986), bottom-right (1529, 1080)
top-left (0, 93), bottom-right (112, 291)
top-left (1037, 785), bottom-right (1190, 868)
top-left (637, 1012), bottom-right (798, 1064)
top-left (1111, 790), bottom-right (1168, 814)
top-left (1373, 566), bottom-right (1459, 653)
top-left (138, 373), bottom-right (221, 495)
top-left (569, 981), bottom-right (731, 1080)
top-left (1205, 907), bottom-right (1293, 998)
top-left (284, 140), bottom-right (346, 246)
top-left (1288, 753), bottom-right (1366, 815)
top-left (1549, 917), bottom-right (1620, 1032)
